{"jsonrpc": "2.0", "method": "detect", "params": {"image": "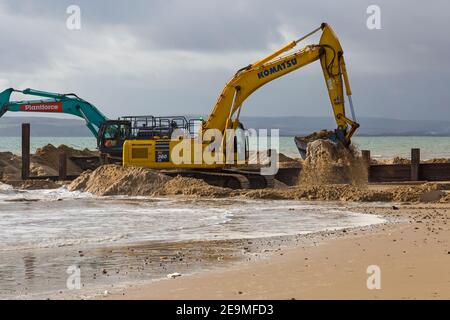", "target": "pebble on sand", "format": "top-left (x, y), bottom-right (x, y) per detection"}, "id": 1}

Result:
top-left (167, 272), bottom-right (182, 279)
